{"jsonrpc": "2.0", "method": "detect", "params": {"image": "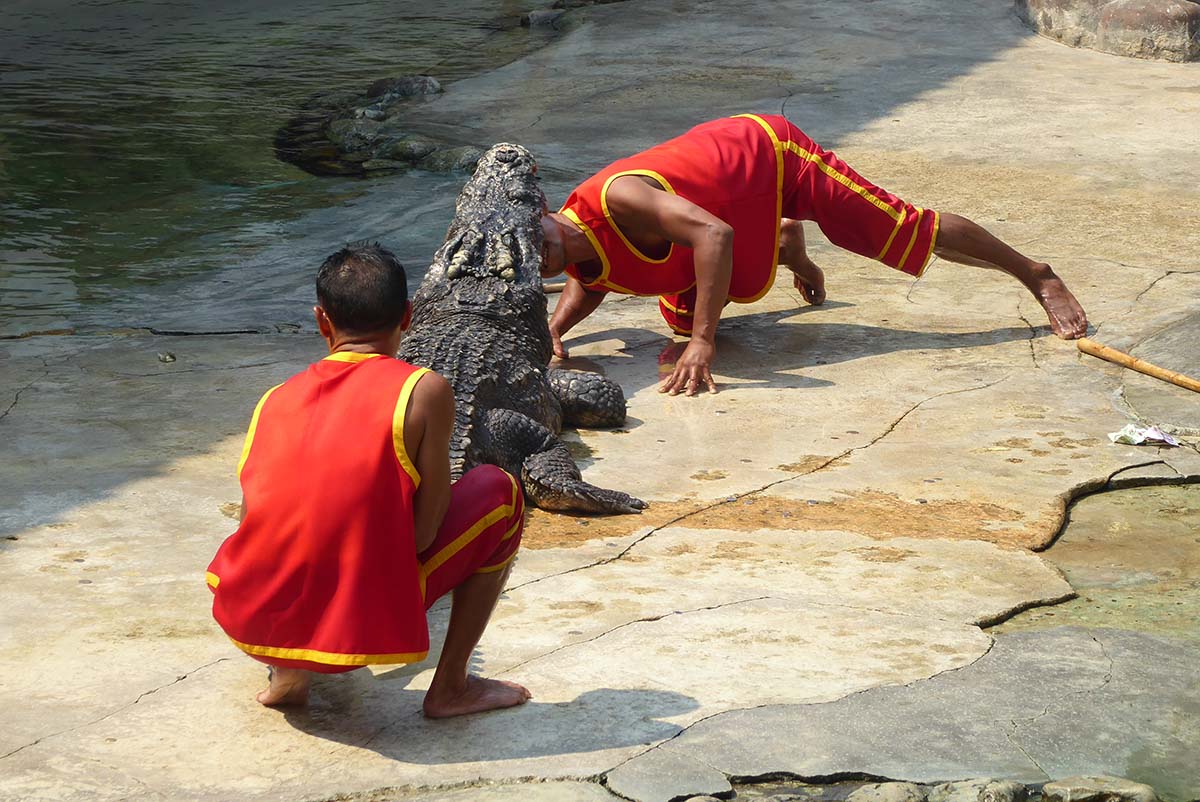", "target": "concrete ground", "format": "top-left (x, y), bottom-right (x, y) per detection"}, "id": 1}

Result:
top-left (2, 1), bottom-right (1198, 800)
